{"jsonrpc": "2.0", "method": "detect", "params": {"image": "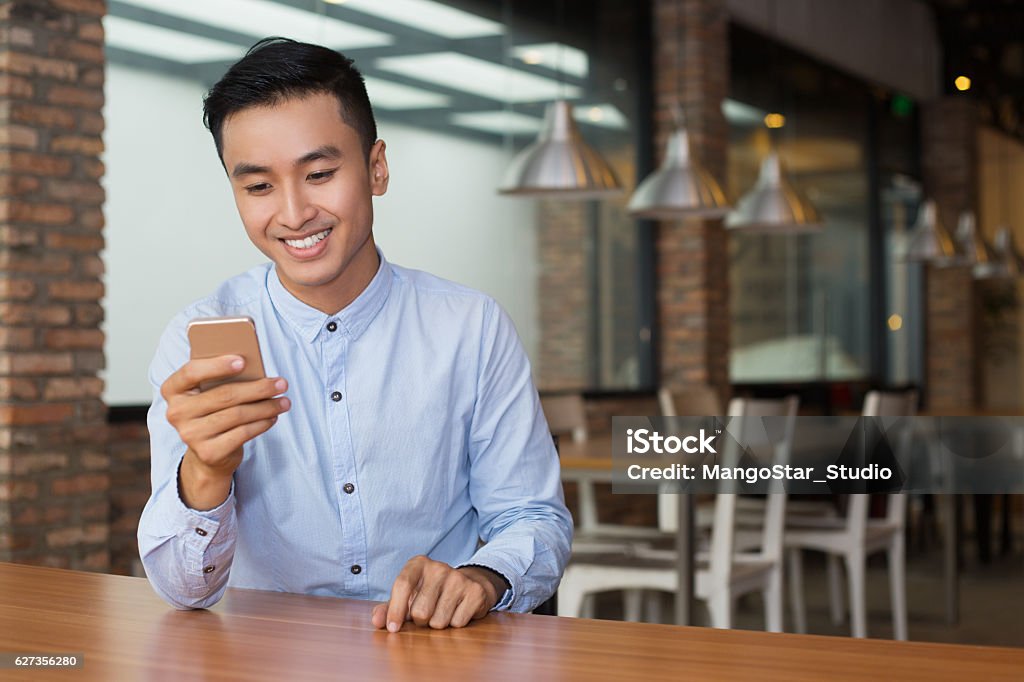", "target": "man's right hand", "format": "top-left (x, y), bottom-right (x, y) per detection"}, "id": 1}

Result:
top-left (162, 355), bottom-right (290, 510)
